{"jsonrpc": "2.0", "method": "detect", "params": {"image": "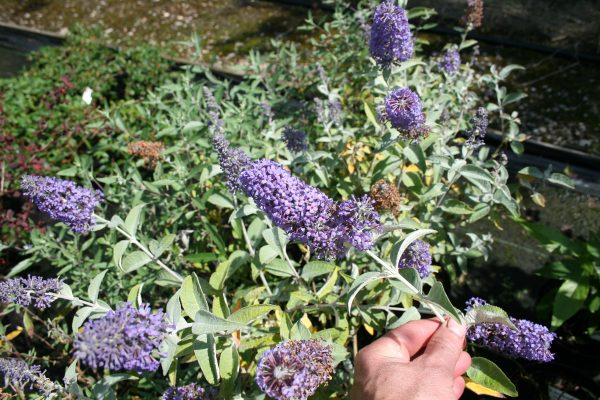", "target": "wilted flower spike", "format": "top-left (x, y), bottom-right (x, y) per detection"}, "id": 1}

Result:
top-left (283, 127), bottom-right (308, 153)
top-left (0, 358), bottom-right (63, 397)
top-left (162, 383), bottom-right (218, 400)
top-left (21, 175), bottom-right (103, 234)
top-left (127, 140), bottom-right (165, 166)
top-left (465, 298), bottom-right (556, 362)
top-left (463, 0), bottom-right (484, 28)
top-left (212, 133), bottom-right (252, 193)
top-left (239, 160), bottom-right (381, 260)
top-left (397, 240), bottom-right (432, 278)
top-left (74, 303), bottom-right (170, 372)
top-left (380, 87), bottom-right (425, 136)
top-left (370, 179), bottom-right (401, 214)
top-left (256, 340), bottom-right (334, 400)
top-left (465, 107), bottom-right (488, 149)
top-left (440, 49), bottom-right (461, 74)
top-left (369, 1), bottom-right (413, 67)
top-left (0, 275), bottom-right (63, 309)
